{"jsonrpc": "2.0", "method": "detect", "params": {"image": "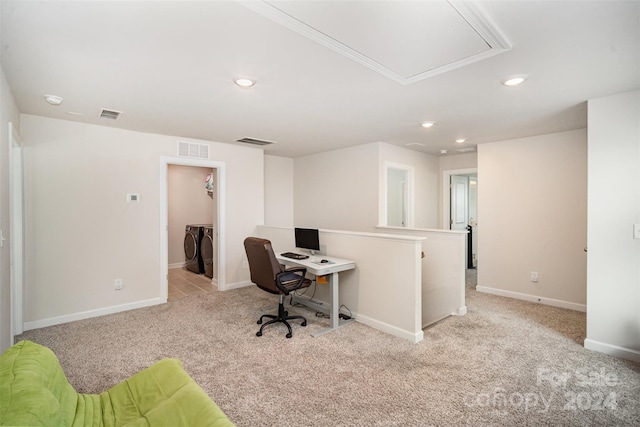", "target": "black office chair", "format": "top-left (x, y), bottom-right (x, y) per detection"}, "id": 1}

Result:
top-left (243, 237), bottom-right (312, 338)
